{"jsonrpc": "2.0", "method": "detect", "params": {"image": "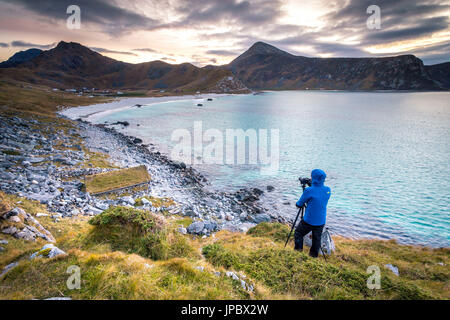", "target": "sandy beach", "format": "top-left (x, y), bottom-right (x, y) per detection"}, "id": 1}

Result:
top-left (59, 93), bottom-right (235, 122)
